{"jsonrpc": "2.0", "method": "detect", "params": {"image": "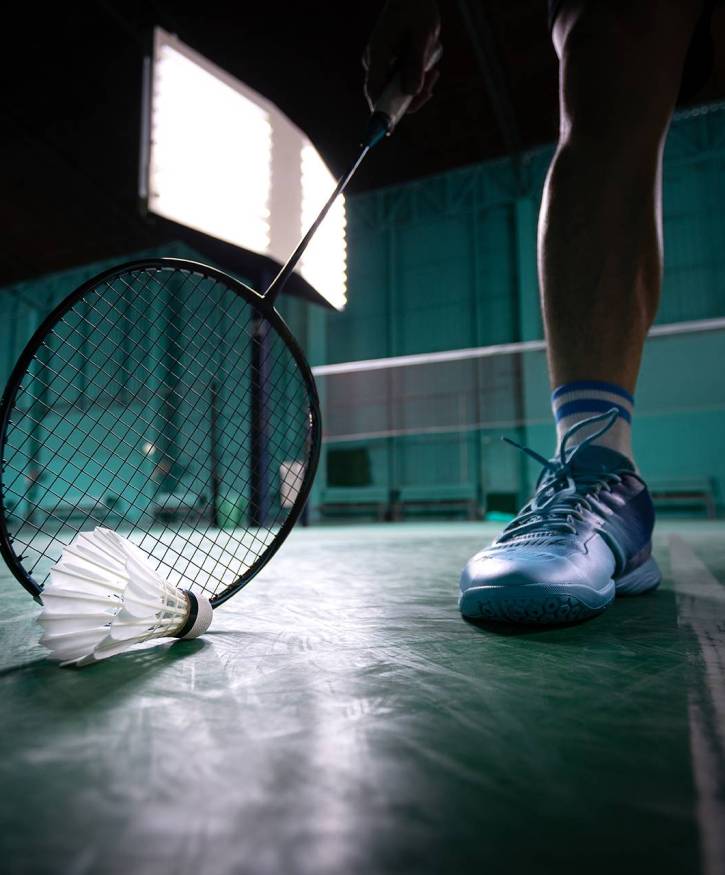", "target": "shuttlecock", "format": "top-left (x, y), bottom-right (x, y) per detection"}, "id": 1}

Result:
top-left (38, 527), bottom-right (213, 667)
